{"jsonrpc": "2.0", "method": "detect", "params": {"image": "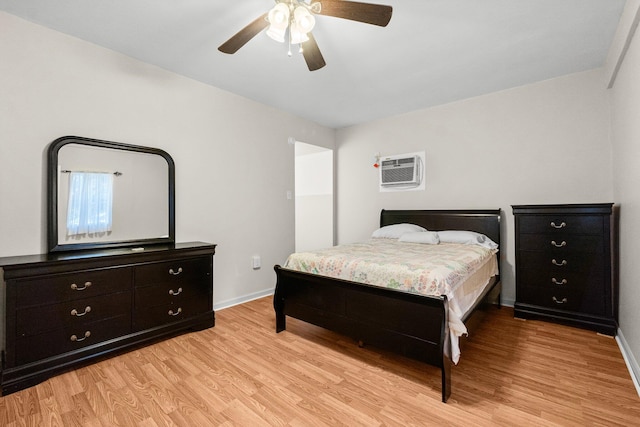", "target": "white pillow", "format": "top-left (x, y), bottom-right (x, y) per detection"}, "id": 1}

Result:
top-left (438, 230), bottom-right (498, 249)
top-left (398, 231), bottom-right (440, 244)
top-left (371, 223), bottom-right (427, 239)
